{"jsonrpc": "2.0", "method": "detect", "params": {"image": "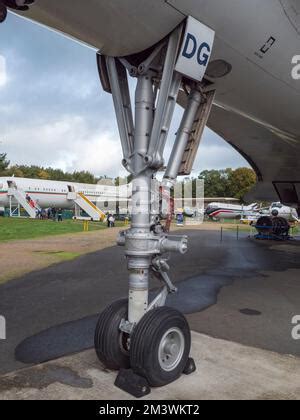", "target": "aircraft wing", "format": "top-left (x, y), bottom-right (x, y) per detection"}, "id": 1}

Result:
top-left (207, 104), bottom-right (300, 205)
top-left (178, 90), bottom-right (300, 205)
